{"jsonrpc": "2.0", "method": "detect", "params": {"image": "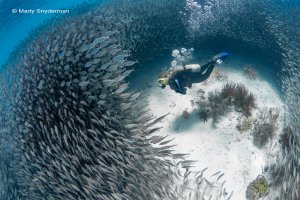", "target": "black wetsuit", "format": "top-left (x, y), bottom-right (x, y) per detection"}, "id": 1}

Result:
top-left (169, 60), bottom-right (217, 94)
